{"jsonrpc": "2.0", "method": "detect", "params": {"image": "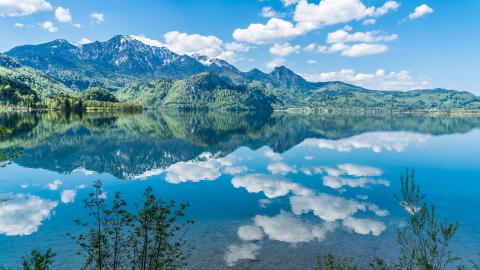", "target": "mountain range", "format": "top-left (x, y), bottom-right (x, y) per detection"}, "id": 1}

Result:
top-left (1, 34), bottom-right (480, 111)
